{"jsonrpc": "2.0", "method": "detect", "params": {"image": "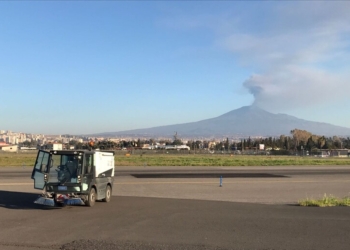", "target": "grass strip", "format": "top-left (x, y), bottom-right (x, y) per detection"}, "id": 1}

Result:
top-left (116, 154), bottom-right (350, 166)
top-left (1, 152), bottom-right (350, 167)
top-left (0, 152), bottom-right (36, 167)
top-left (299, 194), bottom-right (350, 207)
